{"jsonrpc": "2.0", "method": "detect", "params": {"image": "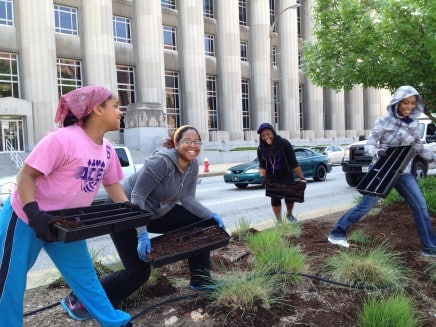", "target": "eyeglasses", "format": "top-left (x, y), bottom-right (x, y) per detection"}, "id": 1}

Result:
top-left (180, 139), bottom-right (202, 146)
